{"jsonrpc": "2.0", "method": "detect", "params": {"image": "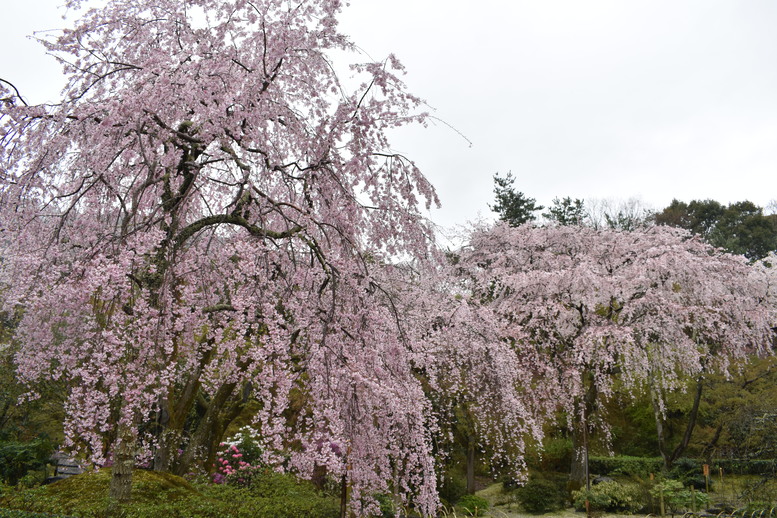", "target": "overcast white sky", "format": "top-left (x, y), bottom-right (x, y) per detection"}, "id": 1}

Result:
top-left (2, 1), bottom-right (776, 230)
